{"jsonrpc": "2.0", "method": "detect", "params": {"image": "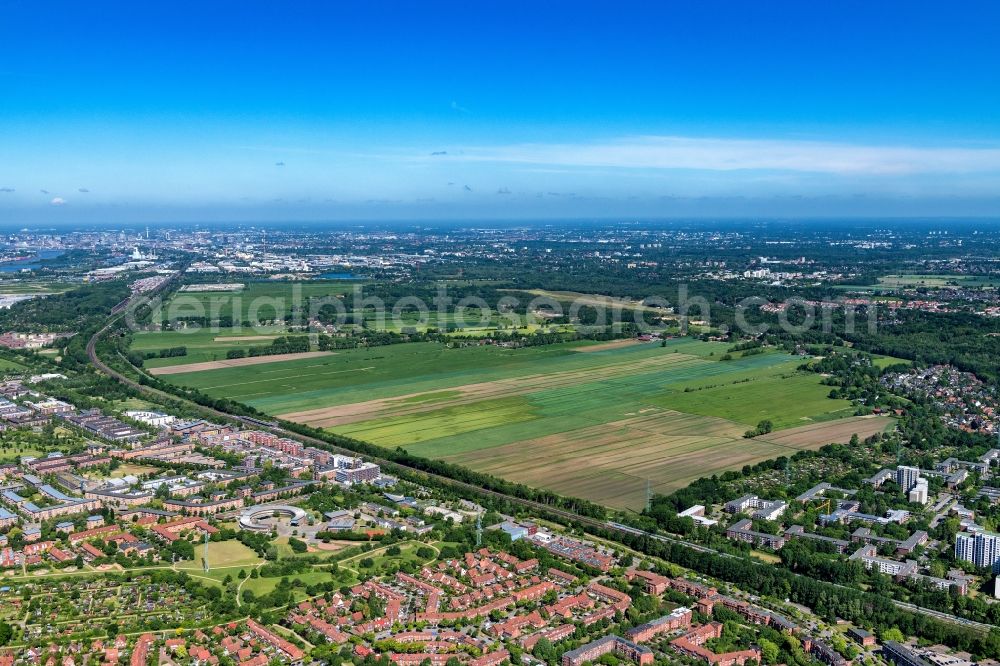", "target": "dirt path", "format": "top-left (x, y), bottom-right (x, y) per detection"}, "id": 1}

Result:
top-left (214, 335), bottom-right (280, 342)
top-left (572, 339), bottom-right (647, 352)
top-left (236, 563), bottom-right (264, 607)
top-left (502, 289), bottom-right (671, 313)
top-left (149, 351), bottom-right (334, 375)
